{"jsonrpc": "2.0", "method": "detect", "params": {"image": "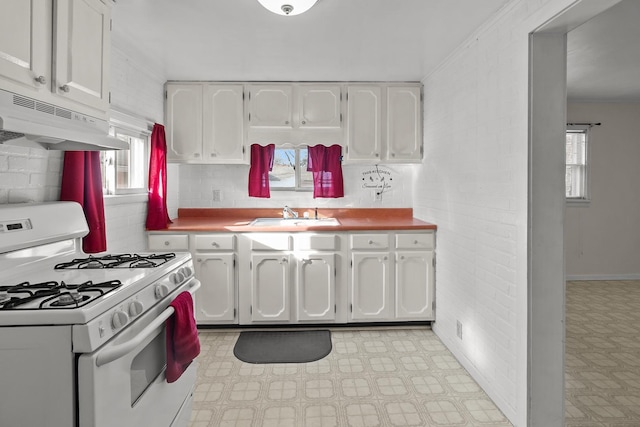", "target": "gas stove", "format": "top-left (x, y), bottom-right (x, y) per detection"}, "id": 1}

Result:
top-left (0, 202), bottom-right (199, 427)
